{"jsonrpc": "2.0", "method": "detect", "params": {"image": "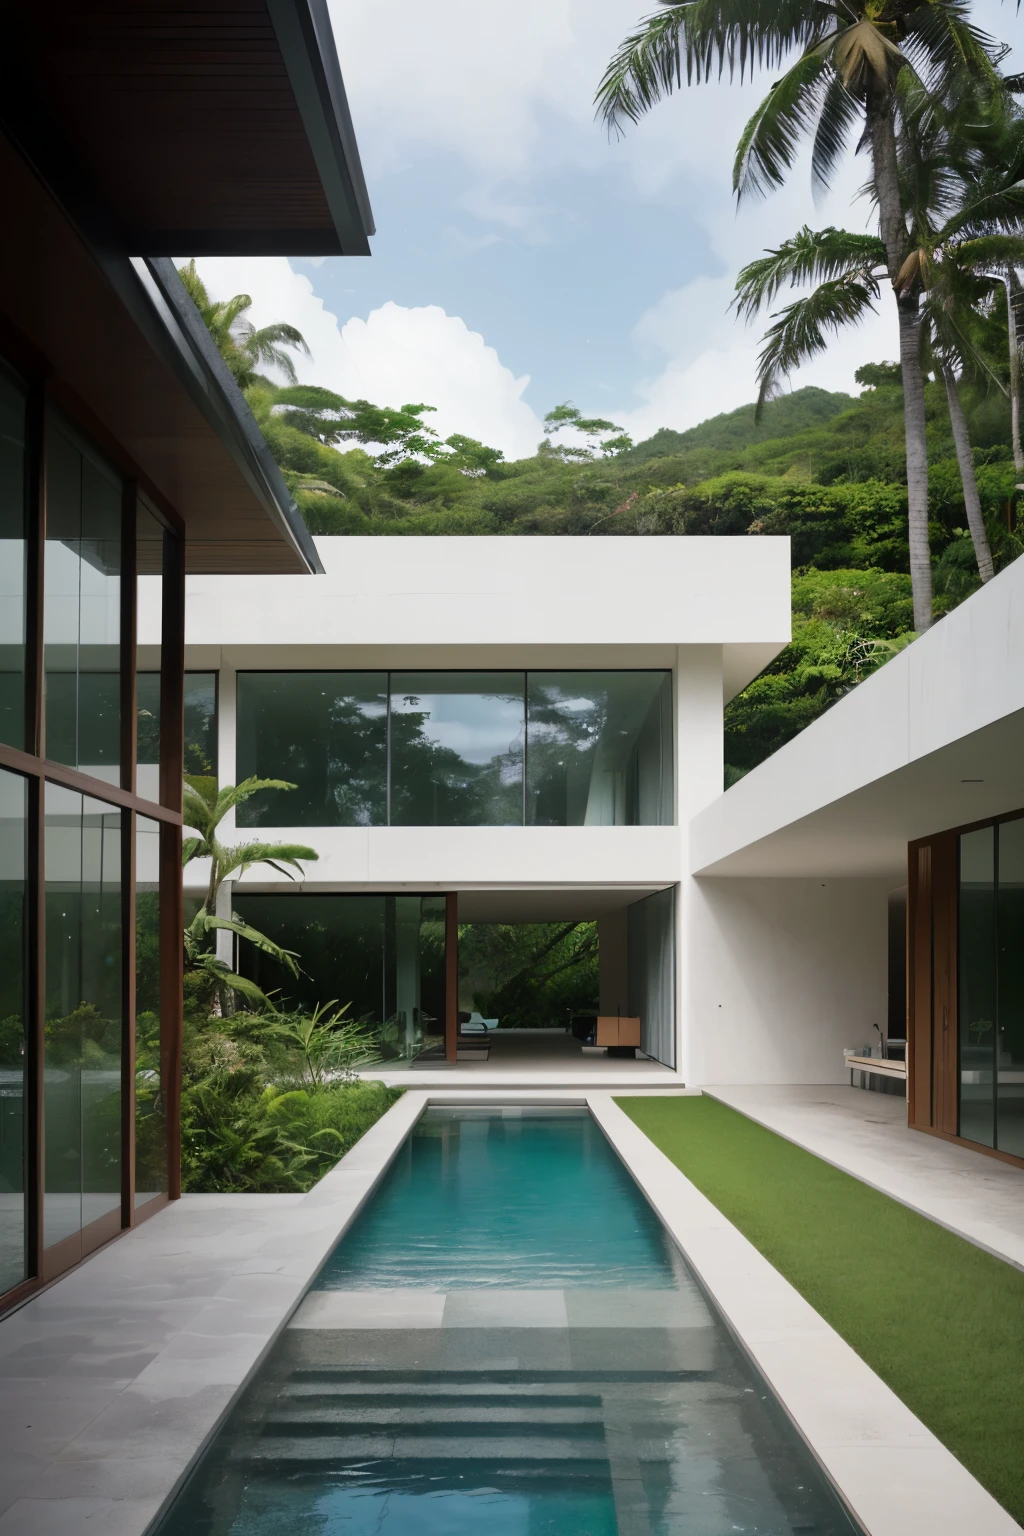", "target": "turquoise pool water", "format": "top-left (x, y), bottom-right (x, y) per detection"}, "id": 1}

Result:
top-left (317, 1106), bottom-right (678, 1290)
top-left (155, 1108), bottom-right (862, 1536)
